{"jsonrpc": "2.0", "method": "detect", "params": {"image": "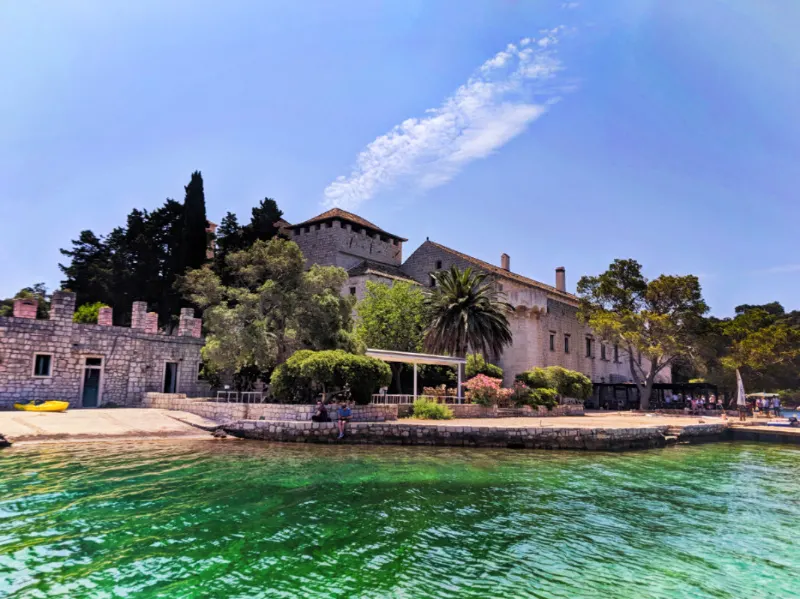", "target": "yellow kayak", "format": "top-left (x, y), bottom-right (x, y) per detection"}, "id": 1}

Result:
top-left (14, 401), bottom-right (70, 413)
